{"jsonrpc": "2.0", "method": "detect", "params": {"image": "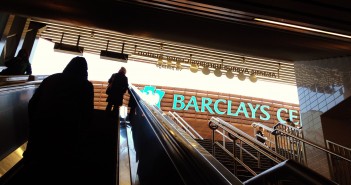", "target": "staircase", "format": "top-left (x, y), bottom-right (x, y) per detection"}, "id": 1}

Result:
top-left (195, 138), bottom-right (275, 182)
